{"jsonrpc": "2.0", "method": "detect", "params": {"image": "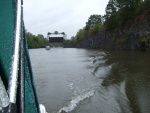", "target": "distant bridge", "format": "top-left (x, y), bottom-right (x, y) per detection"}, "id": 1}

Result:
top-left (47, 31), bottom-right (67, 43)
